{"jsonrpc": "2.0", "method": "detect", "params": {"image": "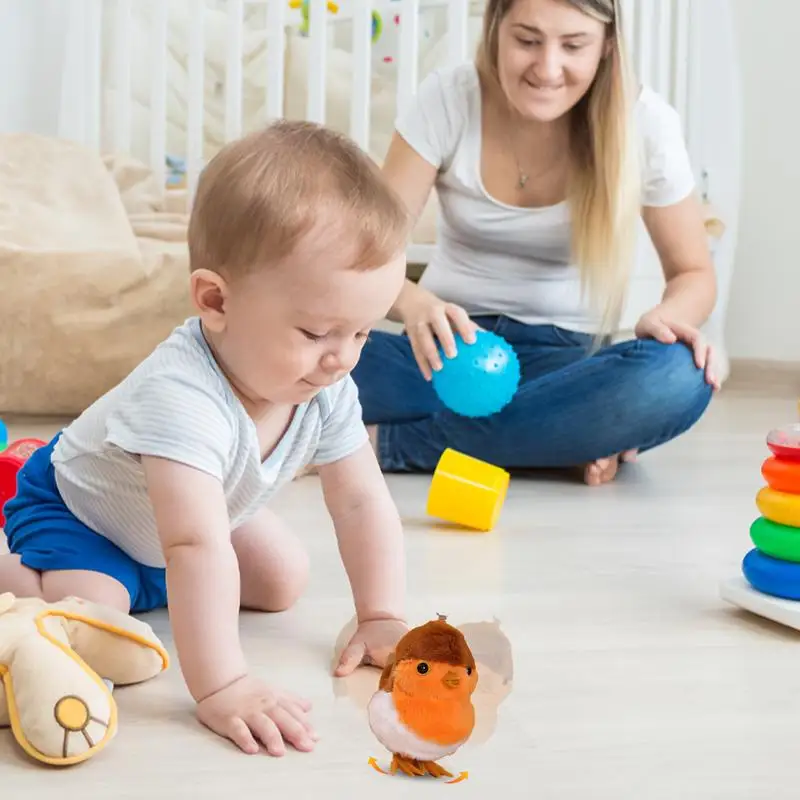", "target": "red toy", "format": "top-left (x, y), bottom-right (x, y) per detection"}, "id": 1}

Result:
top-left (0, 438), bottom-right (46, 526)
top-left (766, 424), bottom-right (800, 461)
